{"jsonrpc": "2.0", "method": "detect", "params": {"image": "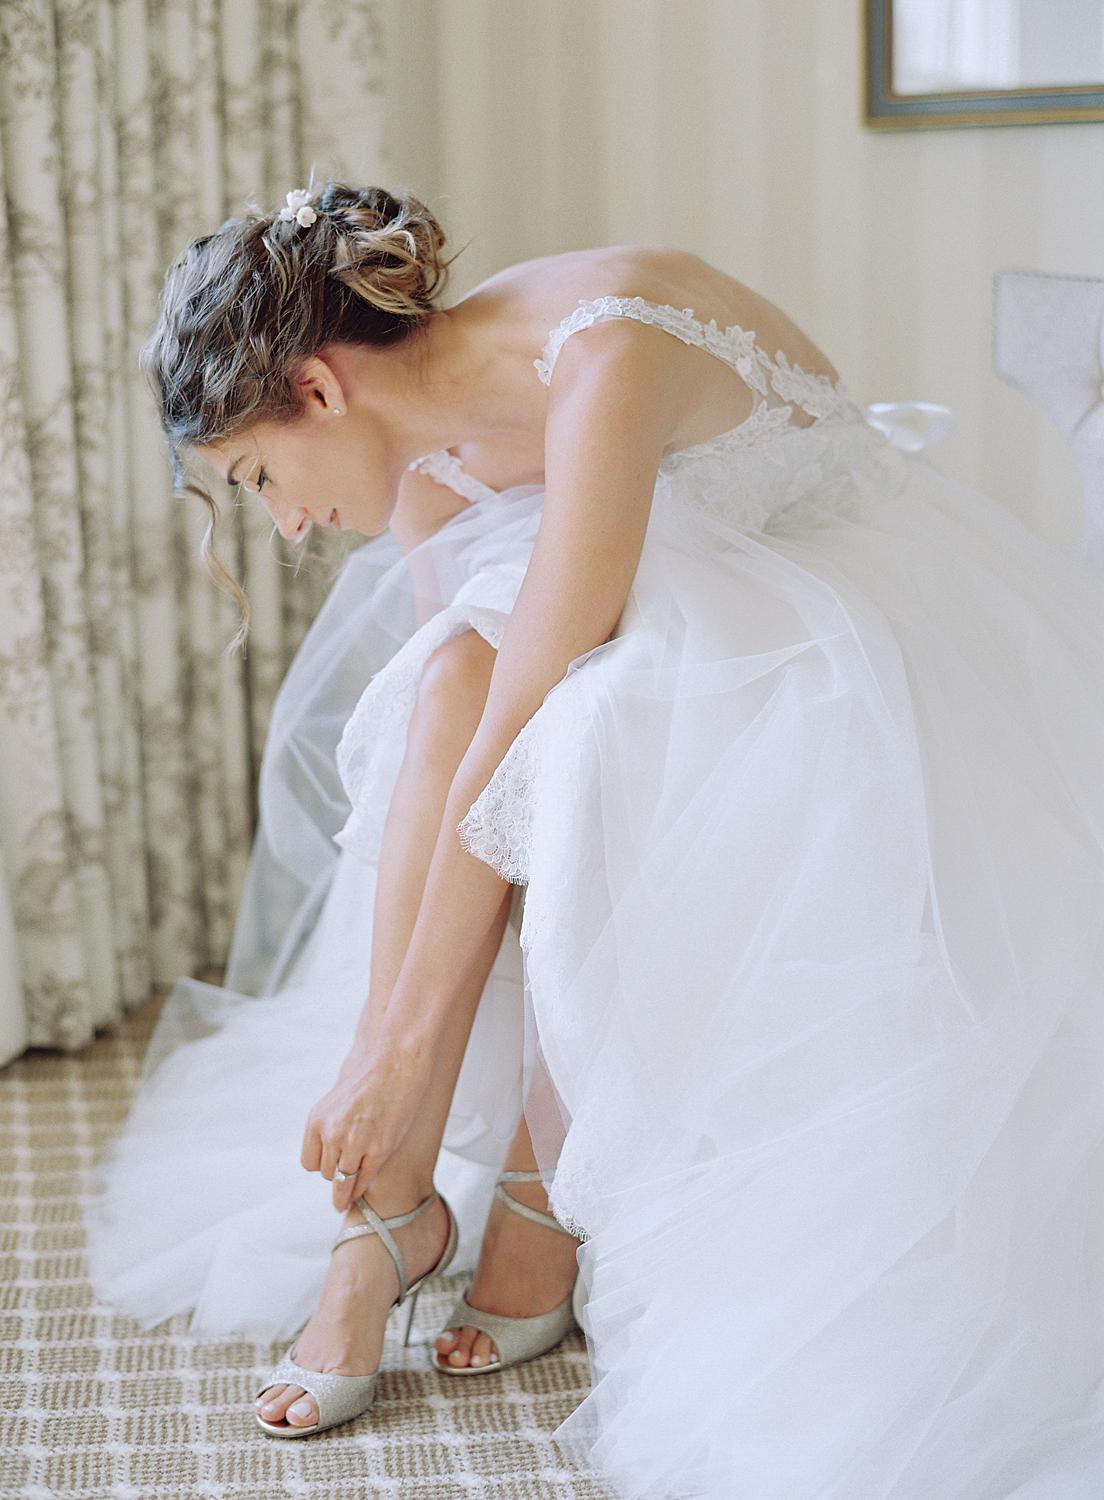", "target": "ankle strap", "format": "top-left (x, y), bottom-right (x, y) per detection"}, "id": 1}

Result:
top-left (331, 1189), bottom-right (438, 1305)
top-left (494, 1170), bottom-right (576, 1237)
